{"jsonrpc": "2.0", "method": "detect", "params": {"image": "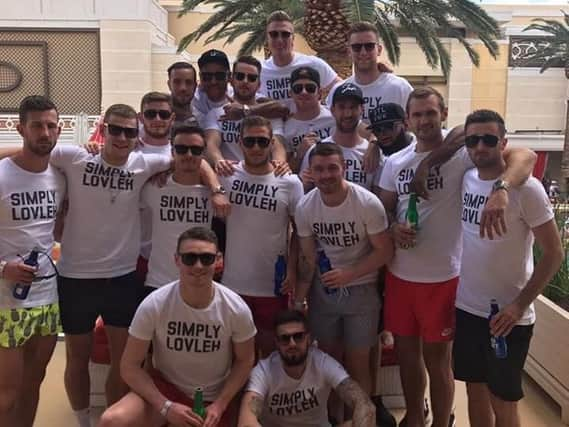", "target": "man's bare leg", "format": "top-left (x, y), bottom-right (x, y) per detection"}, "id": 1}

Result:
top-left (489, 393), bottom-right (520, 427)
top-left (466, 382), bottom-right (495, 427)
top-left (98, 391), bottom-right (164, 427)
top-left (0, 345), bottom-right (24, 427)
top-left (395, 335), bottom-right (426, 427)
top-left (423, 341), bottom-right (453, 427)
top-left (64, 333), bottom-right (93, 411)
top-left (105, 325), bottom-right (130, 405)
